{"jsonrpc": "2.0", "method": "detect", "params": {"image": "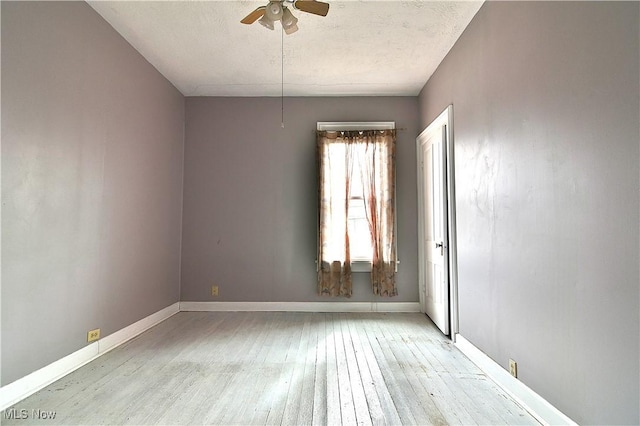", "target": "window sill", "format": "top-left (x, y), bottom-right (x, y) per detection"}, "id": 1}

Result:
top-left (316, 260), bottom-right (399, 273)
top-left (351, 261), bottom-right (372, 272)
